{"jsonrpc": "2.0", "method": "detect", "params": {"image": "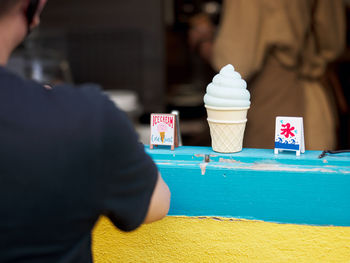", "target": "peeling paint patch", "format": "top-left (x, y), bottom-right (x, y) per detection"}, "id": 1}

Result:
top-left (200, 162), bottom-right (208, 175)
top-left (156, 162), bottom-right (199, 168)
top-left (159, 161), bottom-right (344, 174)
top-left (219, 158), bottom-right (242, 164)
top-left (184, 216), bottom-right (276, 223)
top-left (156, 162), bottom-right (174, 165)
top-left (157, 162), bottom-right (173, 165)
top-left (194, 216), bottom-right (242, 222)
top-left (249, 163), bottom-right (337, 173)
